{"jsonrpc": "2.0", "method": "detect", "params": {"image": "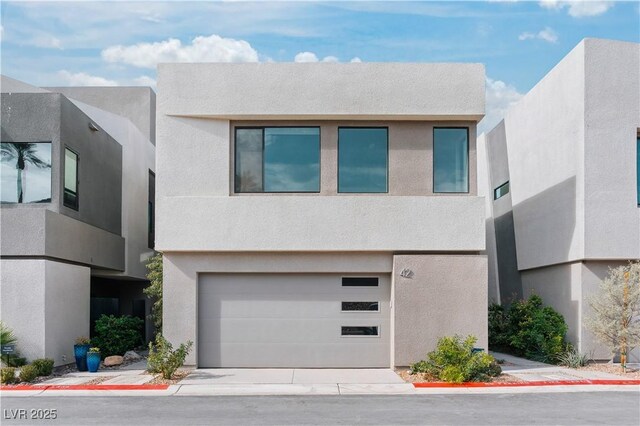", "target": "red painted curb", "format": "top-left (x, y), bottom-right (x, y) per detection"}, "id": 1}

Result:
top-left (414, 379), bottom-right (640, 388)
top-left (0, 384), bottom-right (169, 391)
